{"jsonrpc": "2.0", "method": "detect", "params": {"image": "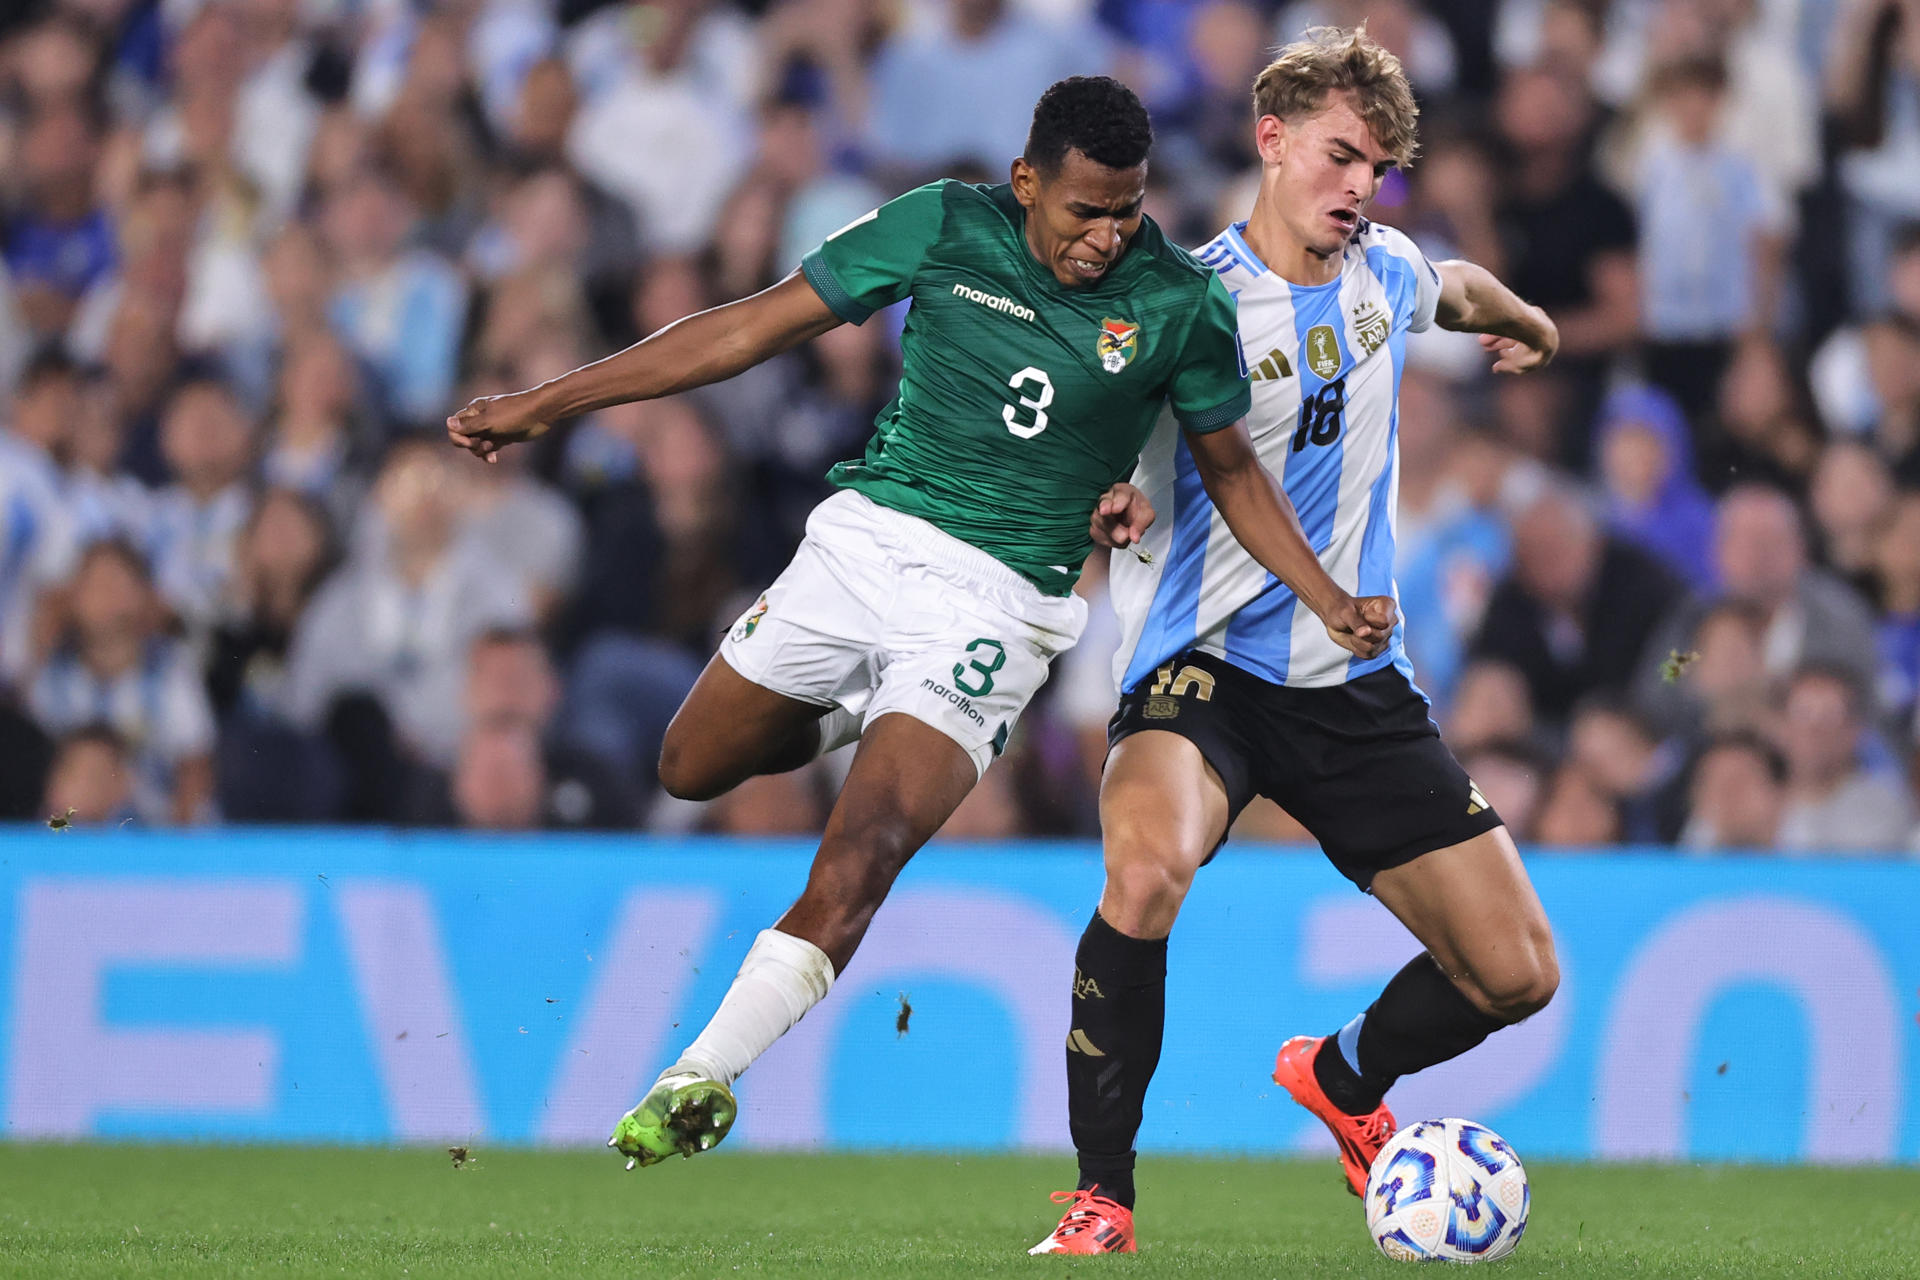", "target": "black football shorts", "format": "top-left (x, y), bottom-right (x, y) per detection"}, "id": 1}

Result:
top-left (1107, 651), bottom-right (1504, 889)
